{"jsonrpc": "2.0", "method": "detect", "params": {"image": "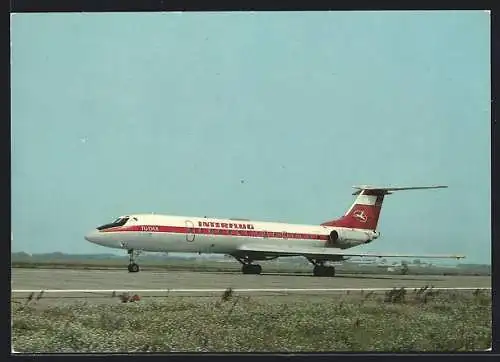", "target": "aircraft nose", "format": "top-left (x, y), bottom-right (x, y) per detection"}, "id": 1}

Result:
top-left (84, 229), bottom-right (101, 243)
